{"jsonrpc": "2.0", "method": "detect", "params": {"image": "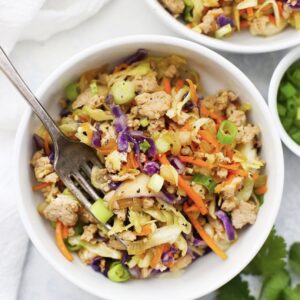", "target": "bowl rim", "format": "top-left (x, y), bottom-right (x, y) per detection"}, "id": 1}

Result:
top-left (268, 45), bottom-right (300, 157)
top-left (145, 0), bottom-right (300, 54)
top-left (14, 35), bottom-right (284, 300)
